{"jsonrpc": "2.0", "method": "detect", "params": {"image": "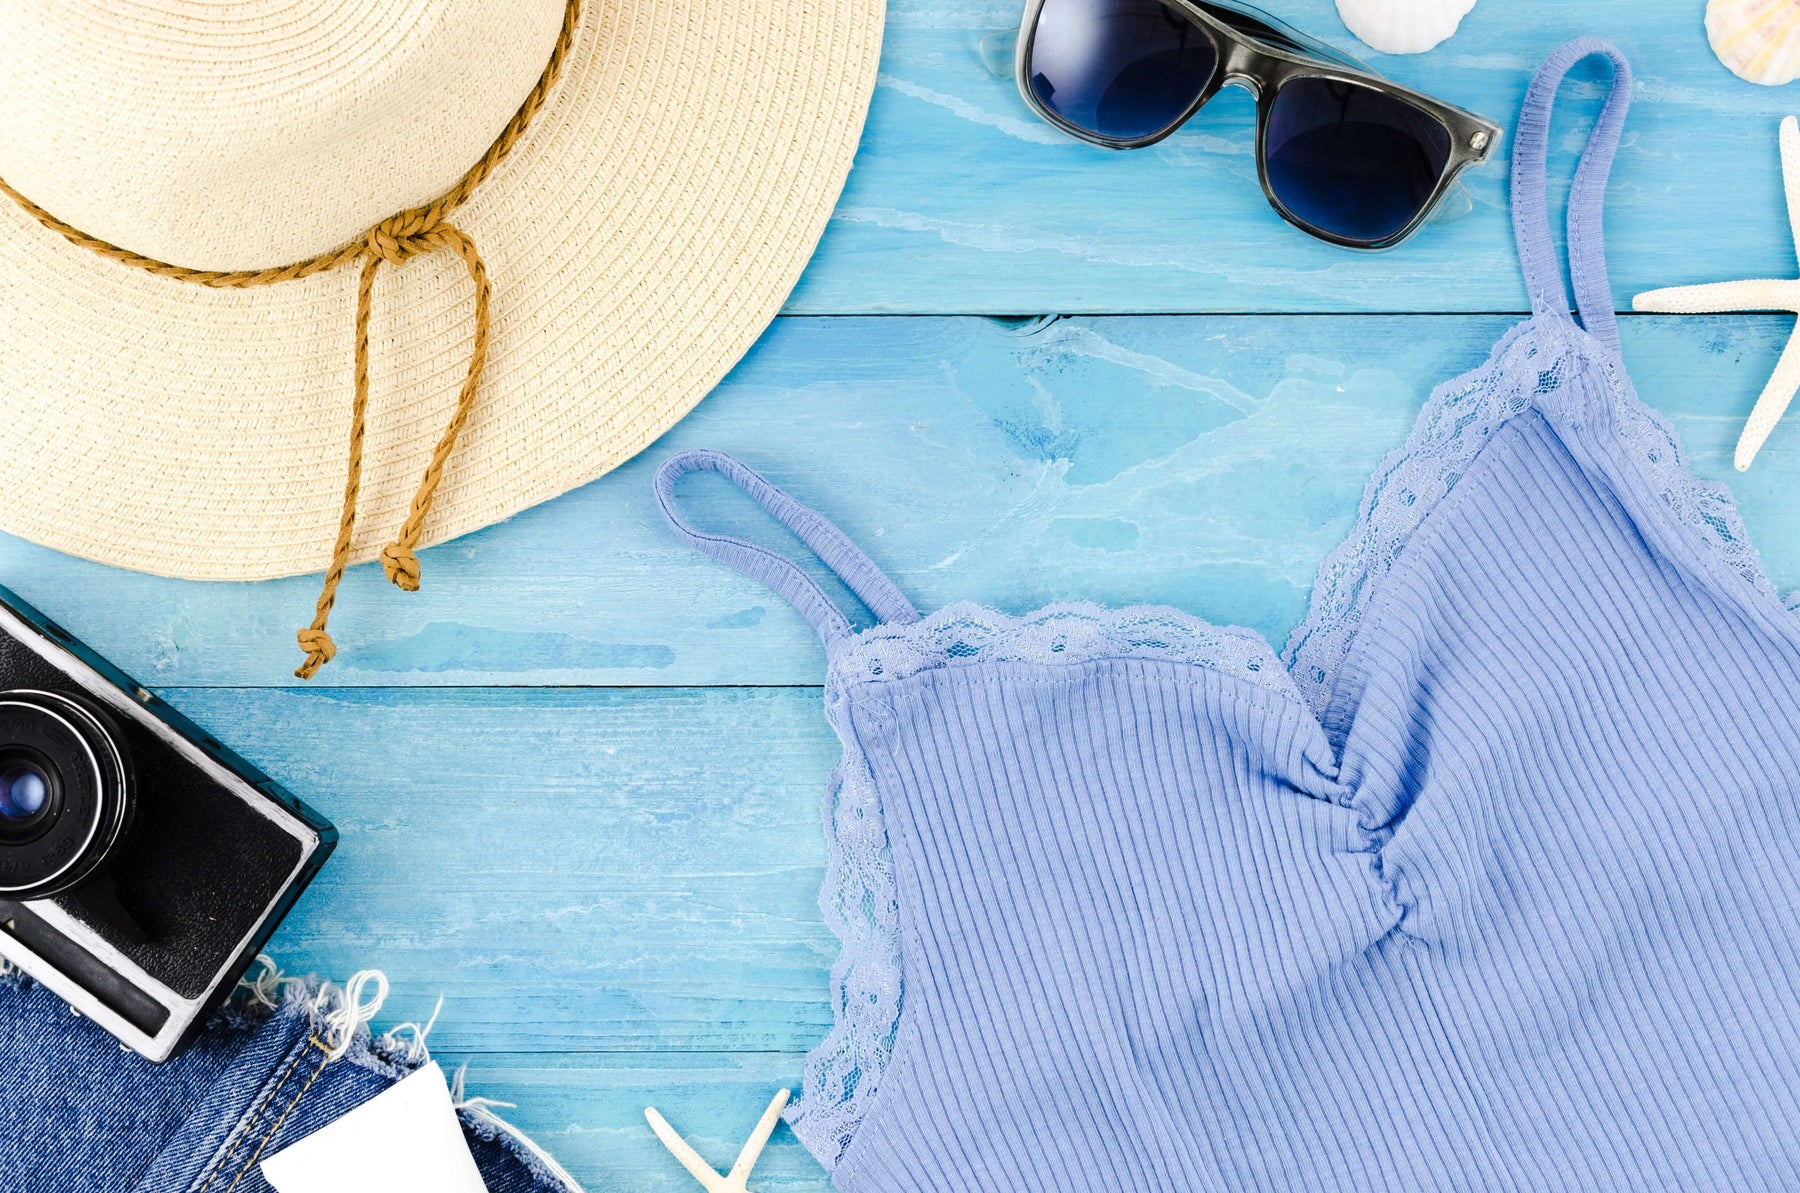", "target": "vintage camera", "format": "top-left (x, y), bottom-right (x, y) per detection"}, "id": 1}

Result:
top-left (0, 584), bottom-right (334, 1061)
